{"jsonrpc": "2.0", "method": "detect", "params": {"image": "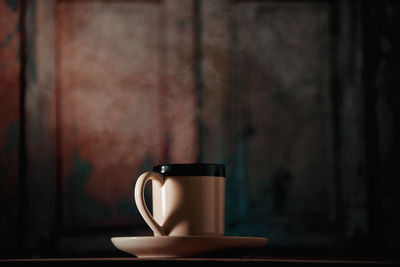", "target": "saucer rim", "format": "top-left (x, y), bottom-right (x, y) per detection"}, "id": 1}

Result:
top-left (111, 235), bottom-right (268, 258)
top-left (111, 235), bottom-right (268, 241)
